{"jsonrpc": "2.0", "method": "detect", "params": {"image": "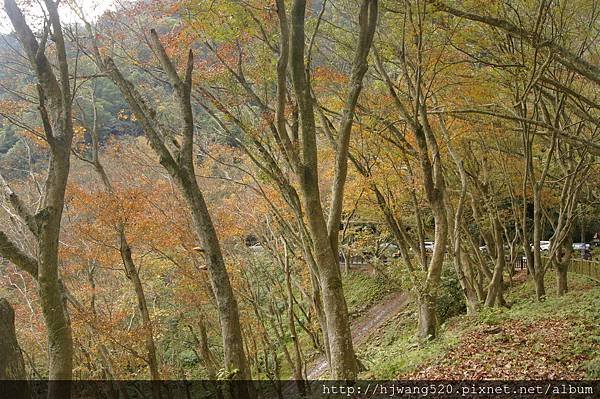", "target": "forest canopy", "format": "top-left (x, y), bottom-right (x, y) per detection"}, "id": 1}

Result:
top-left (0, 0), bottom-right (599, 398)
